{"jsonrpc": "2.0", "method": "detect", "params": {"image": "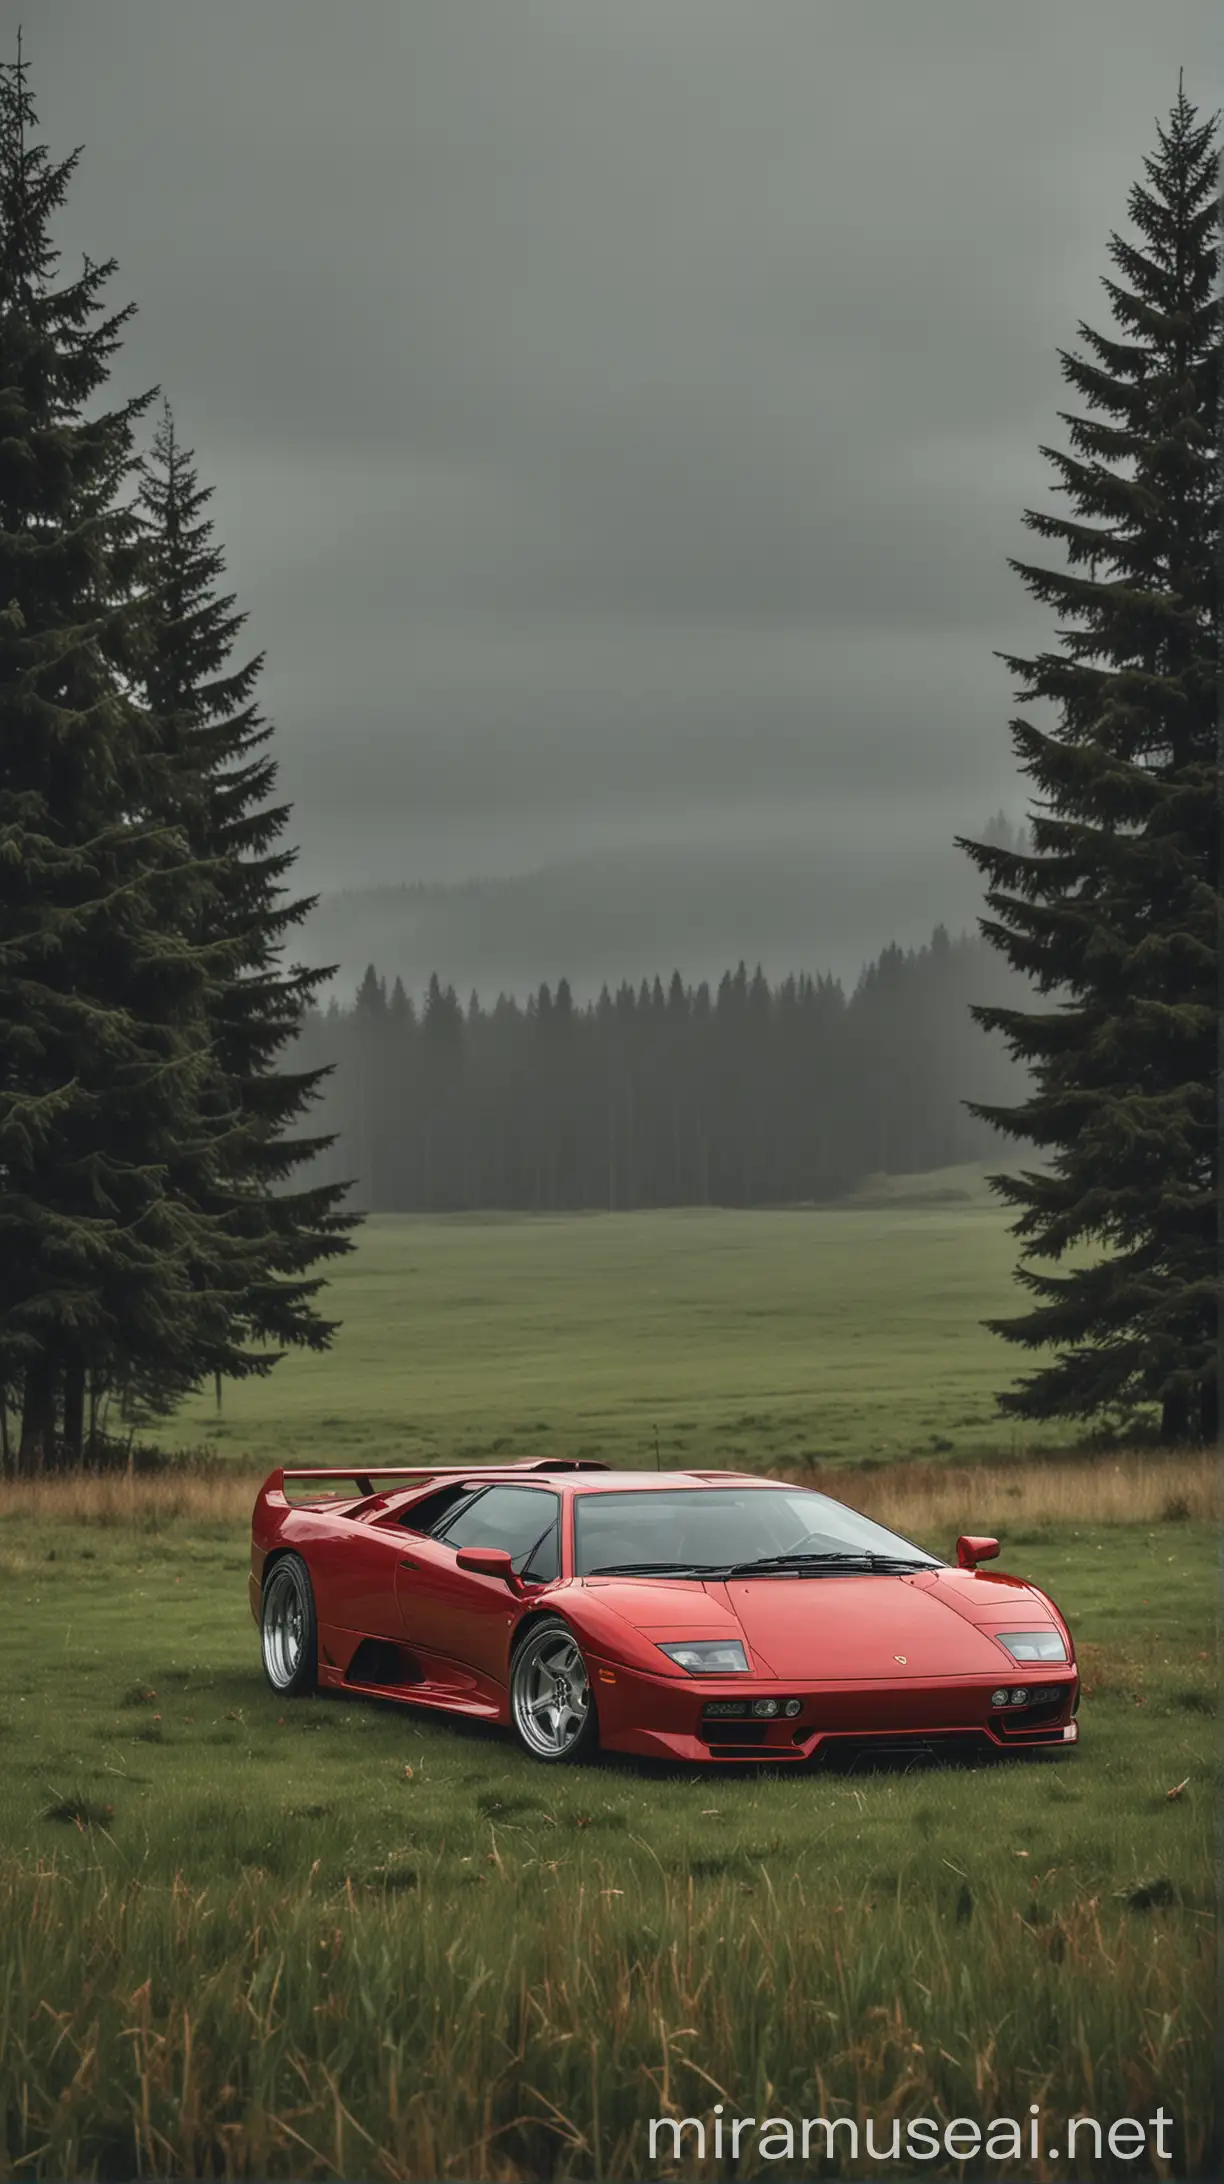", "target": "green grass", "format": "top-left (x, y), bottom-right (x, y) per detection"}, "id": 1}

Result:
top-left (0, 1501), bottom-right (1216, 2178)
top-left (170, 1194), bottom-right (1063, 1474)
top-left (2, 1194), bottom-right (1217, 2176)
